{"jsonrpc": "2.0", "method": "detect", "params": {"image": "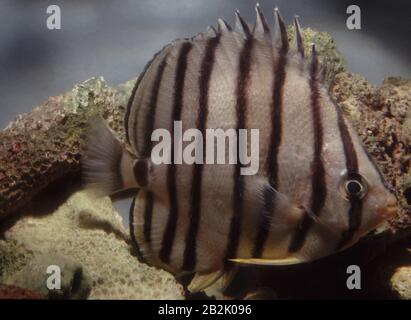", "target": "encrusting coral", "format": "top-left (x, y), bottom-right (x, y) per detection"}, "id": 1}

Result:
top-left (0, 190), bottom-right (184, 299)
top-left (0, 77), bottom-right (133, 220)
